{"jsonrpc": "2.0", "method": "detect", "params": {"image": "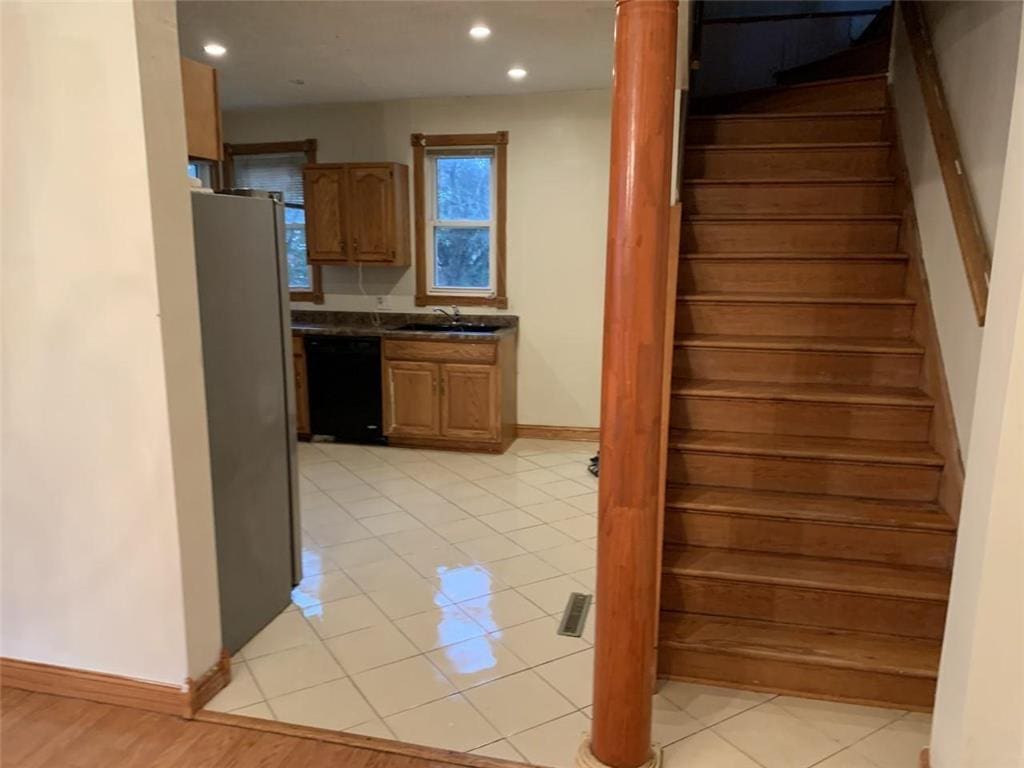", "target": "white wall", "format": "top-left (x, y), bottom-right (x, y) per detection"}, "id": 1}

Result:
top-left (1, 0), bottom-right (220, 684)
top-left (930, 9), bottom-right (1024, 763)
top-left (890, 2), bottom-right (1022, 453)
top-left (224, 90), bottom-right (611, 428)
